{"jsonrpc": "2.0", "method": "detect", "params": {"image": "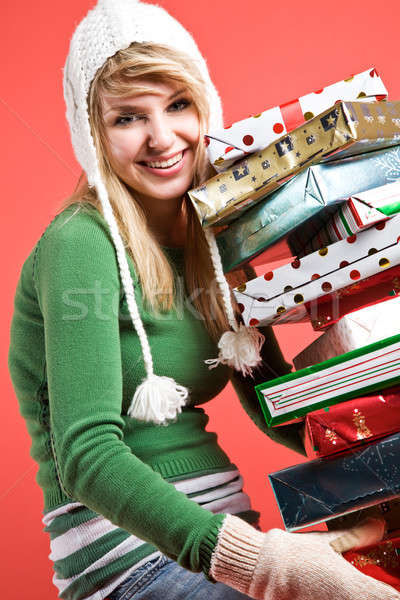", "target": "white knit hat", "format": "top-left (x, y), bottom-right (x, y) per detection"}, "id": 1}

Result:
top-left (63, 0), bottom-right (264, 426)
